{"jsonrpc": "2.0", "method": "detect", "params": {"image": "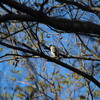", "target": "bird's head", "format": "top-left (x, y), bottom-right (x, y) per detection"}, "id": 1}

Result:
top-left (49, 45), bottom-right (53, 48)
